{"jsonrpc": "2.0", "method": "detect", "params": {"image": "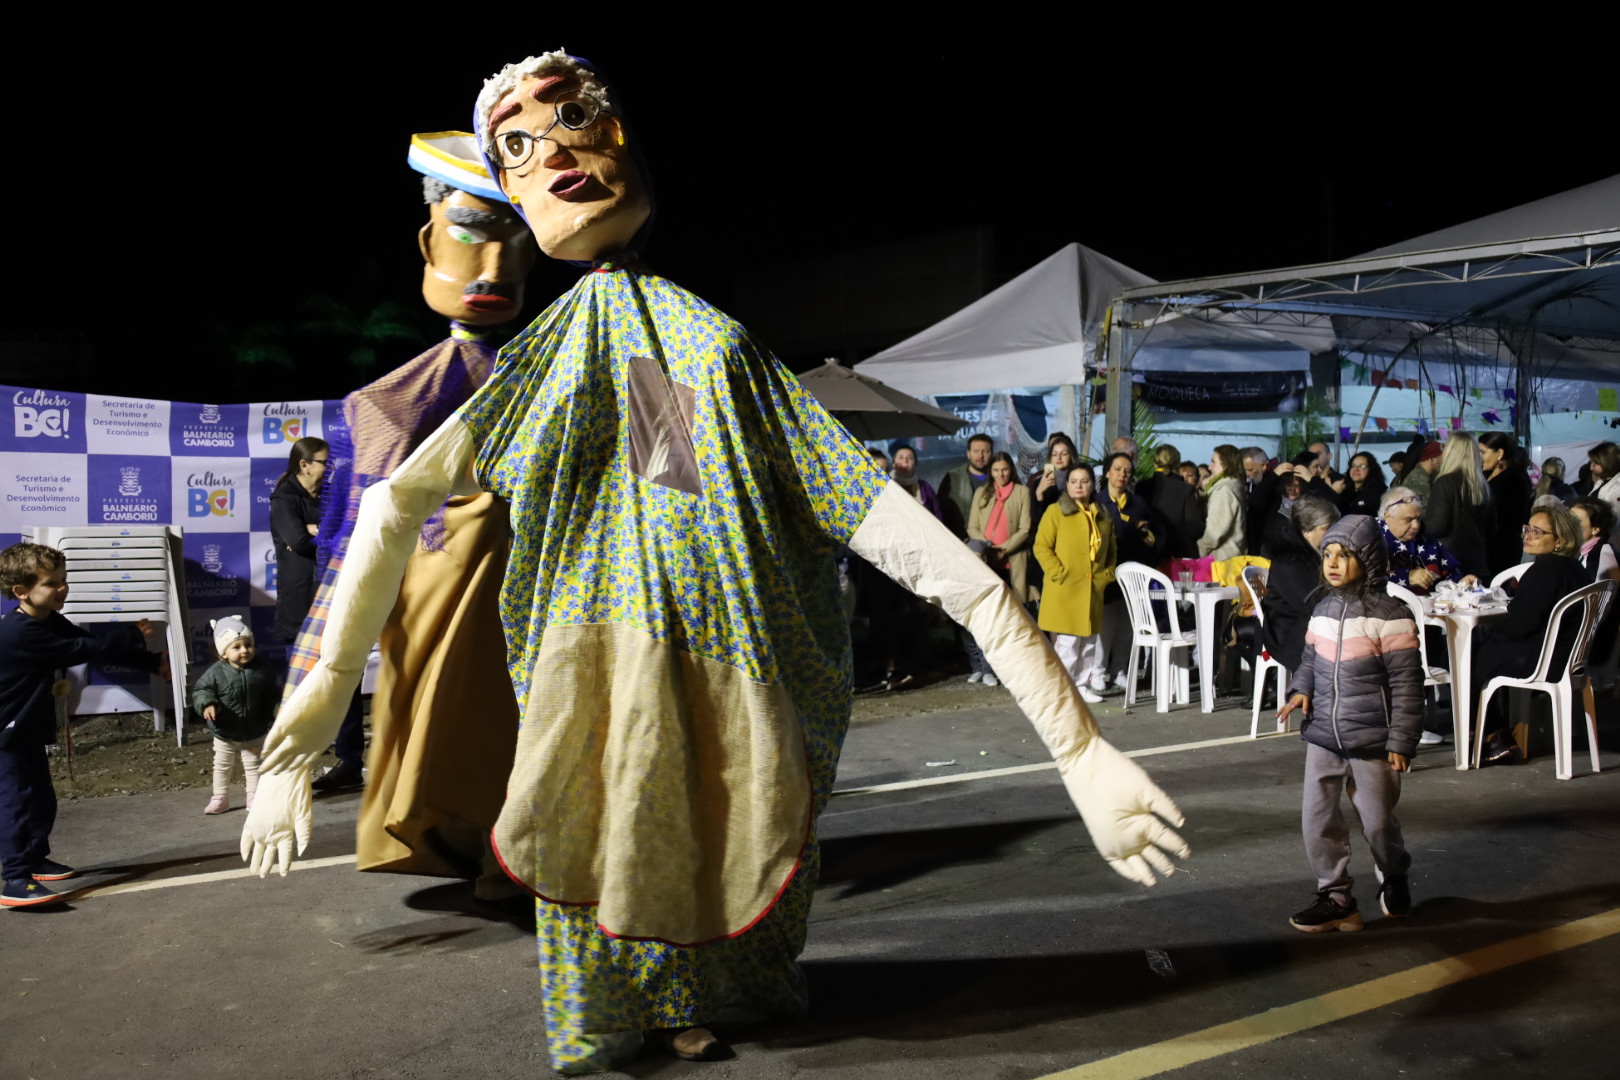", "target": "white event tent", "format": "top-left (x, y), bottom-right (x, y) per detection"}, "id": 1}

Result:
top-left (1101, 174), bottom-right (1620, 463)
top-left (857, 243), bottom-right (1322, 467)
